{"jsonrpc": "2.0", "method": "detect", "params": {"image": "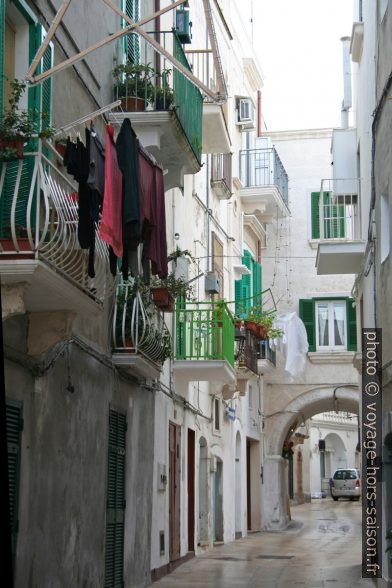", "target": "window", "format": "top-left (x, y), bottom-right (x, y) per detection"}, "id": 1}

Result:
top-left (315, 300), bottom-right (346, 350)
top-left (234, 249), bottom-right (262, 317)
top-left (123, 0), bottom-right (140, 64)
top-left (299, 298), bottom-right (357, 352)
top-left (213, 397), bottom-right (221, 432)
top-left (380, 194), bottom-right (390, 263)
top-left (212, 231), bottom-right (224, 299)
top-left (310, 191), bottom-right (358, 240)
